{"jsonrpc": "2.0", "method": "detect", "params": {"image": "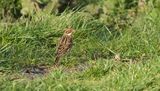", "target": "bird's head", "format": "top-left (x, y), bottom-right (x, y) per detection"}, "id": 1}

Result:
top-left (64, 28), bottom-right (75, 36)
